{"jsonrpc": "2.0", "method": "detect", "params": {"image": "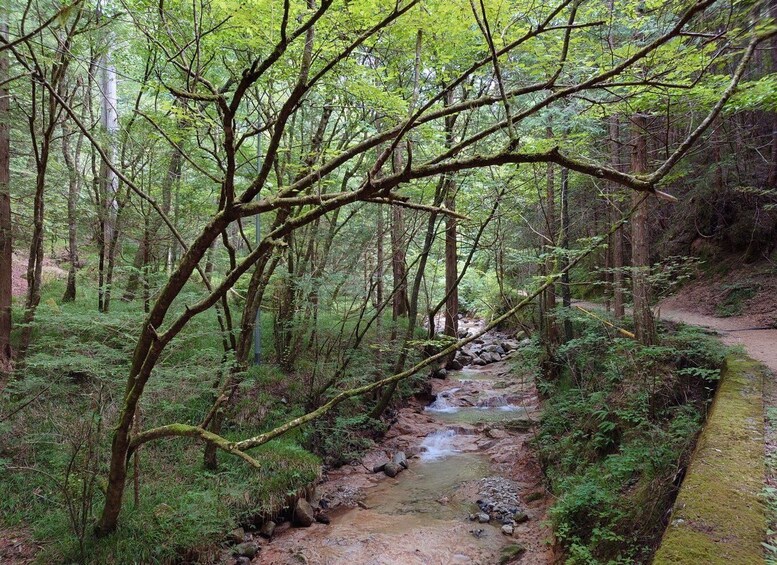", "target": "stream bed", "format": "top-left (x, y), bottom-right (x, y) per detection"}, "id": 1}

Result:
top-left (260, 322), bottom-right (554, 564)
